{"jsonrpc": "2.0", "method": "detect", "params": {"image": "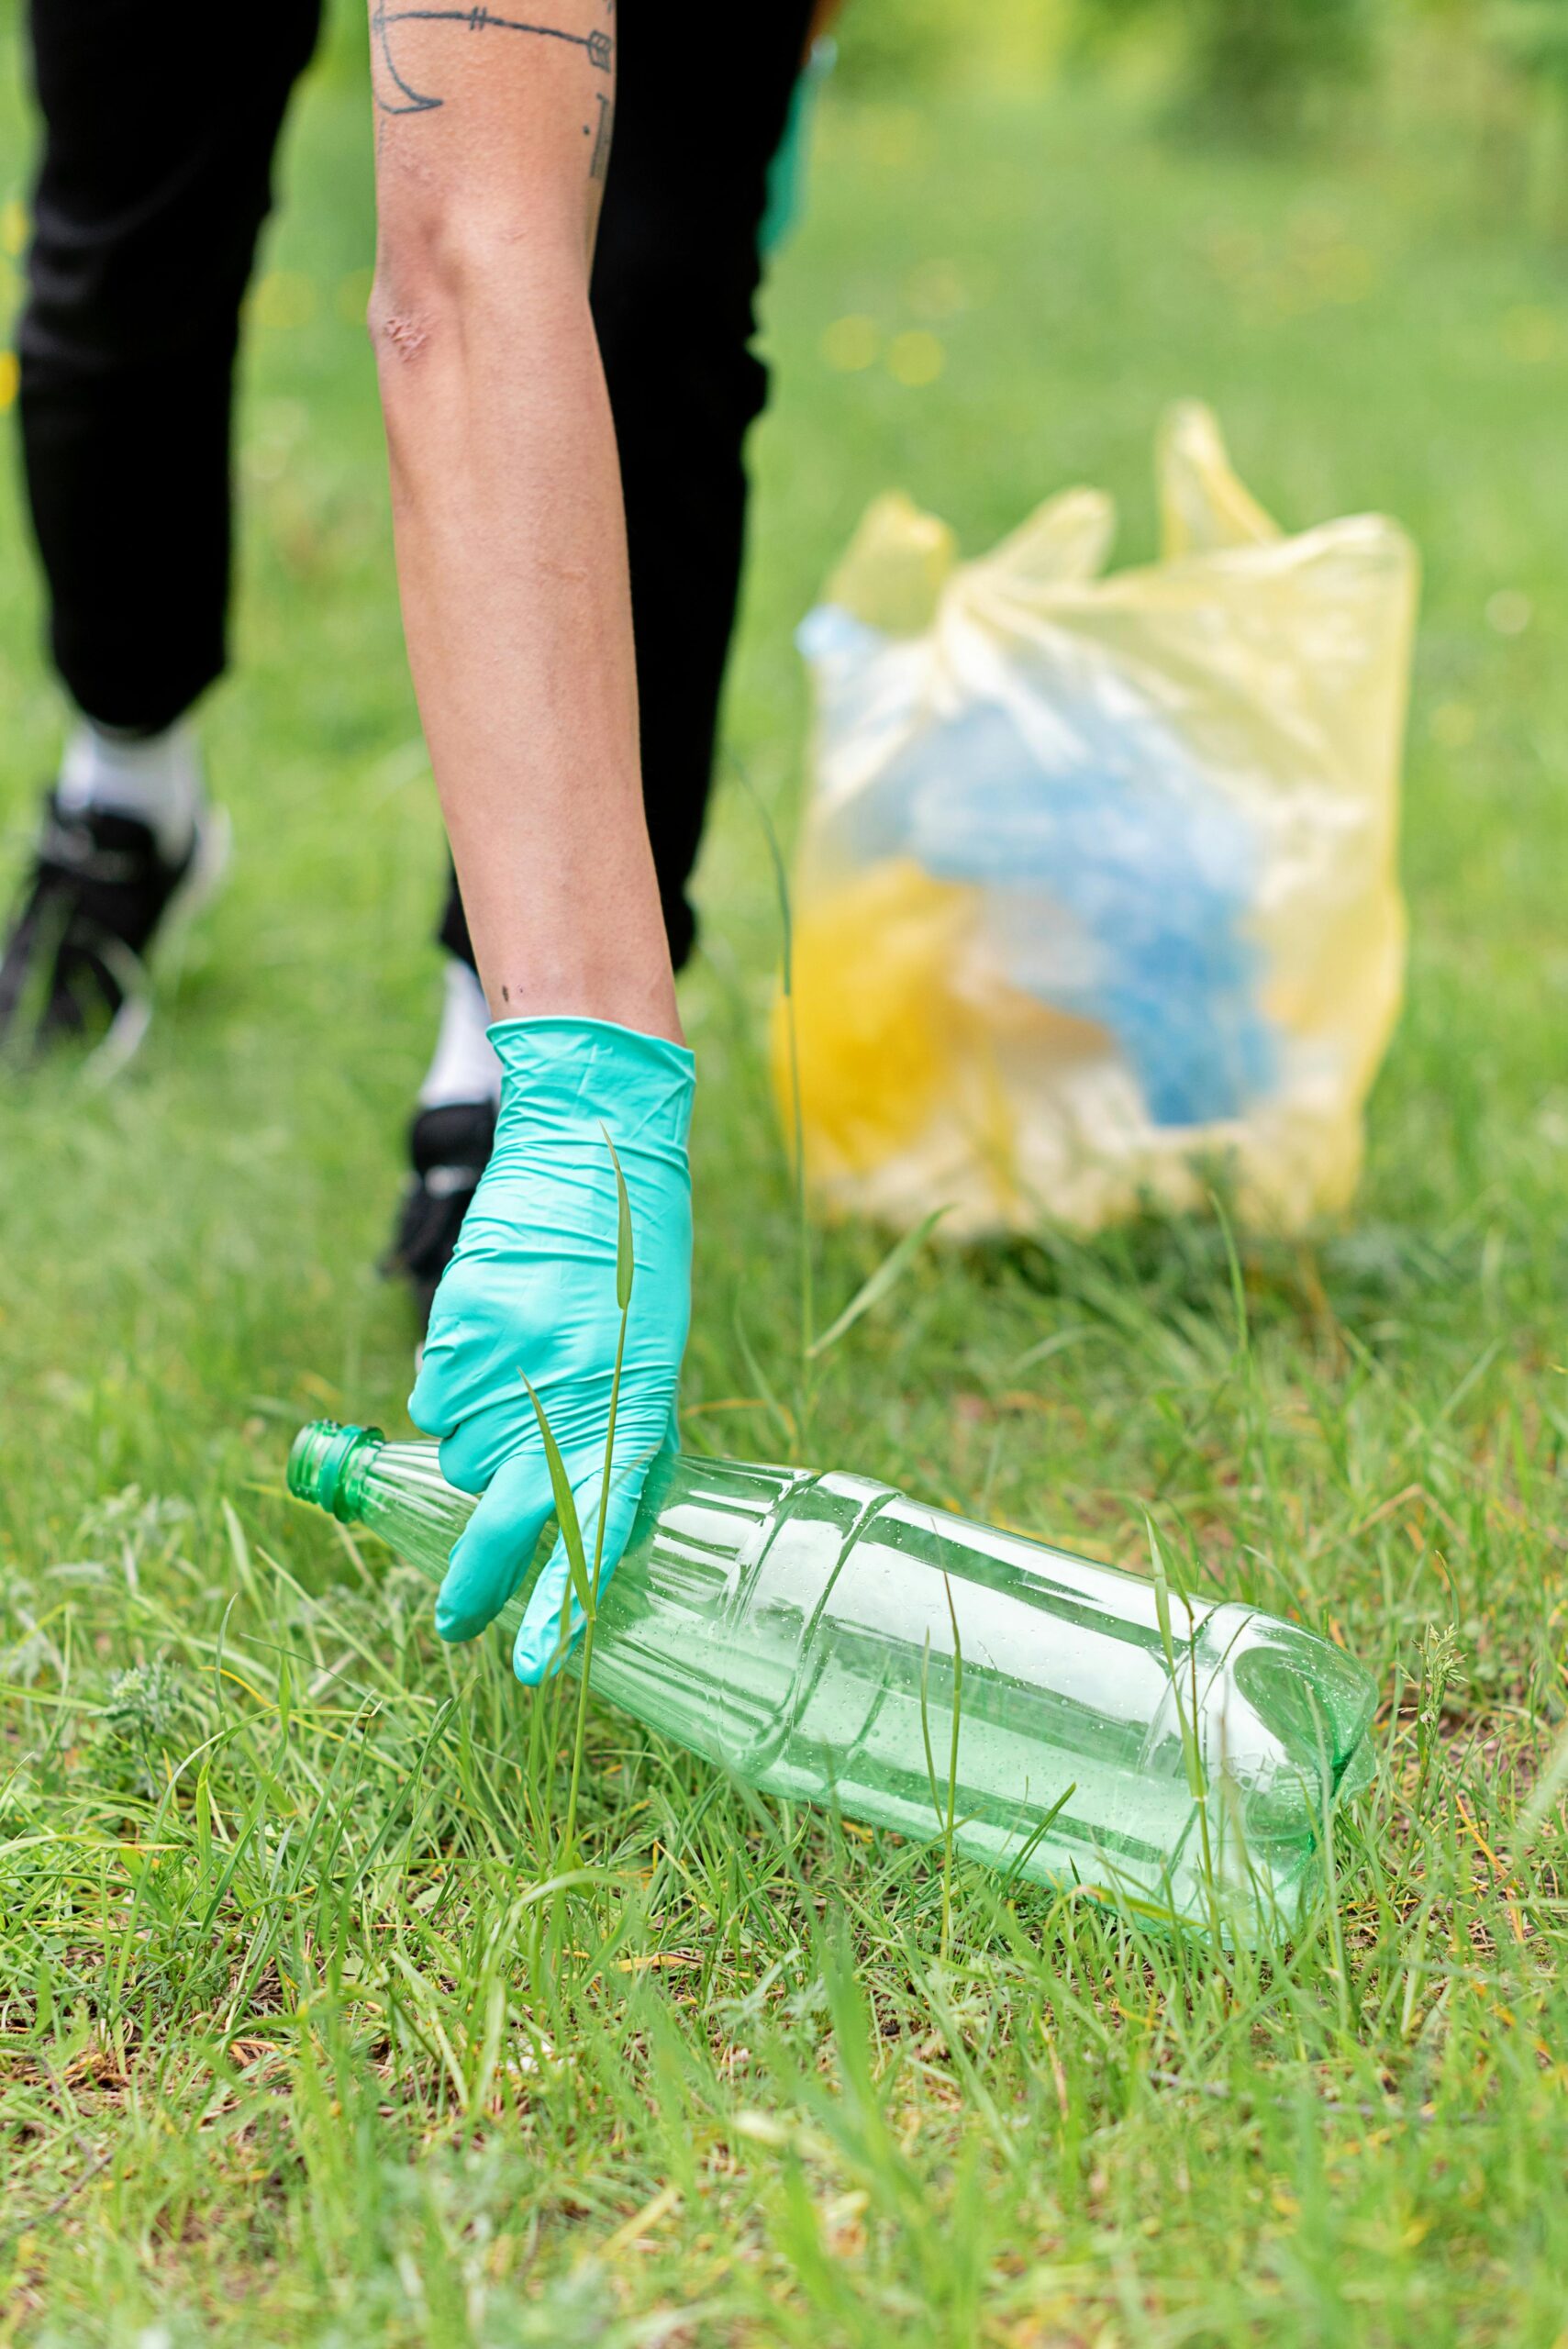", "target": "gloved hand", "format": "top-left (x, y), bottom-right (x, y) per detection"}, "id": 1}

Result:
top-left (409, 1016), bottom-right (694, 1684)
